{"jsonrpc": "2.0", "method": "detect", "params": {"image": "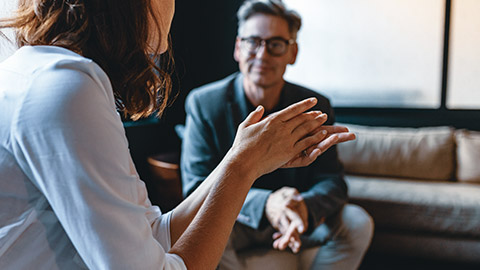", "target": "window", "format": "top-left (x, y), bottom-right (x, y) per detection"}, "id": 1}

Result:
top-left (283, 0), bottom-right (446, 108)
top-left (0, 0), bottom-right (17, 62)
top-left (447, 0), bottom-right (480, 109)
